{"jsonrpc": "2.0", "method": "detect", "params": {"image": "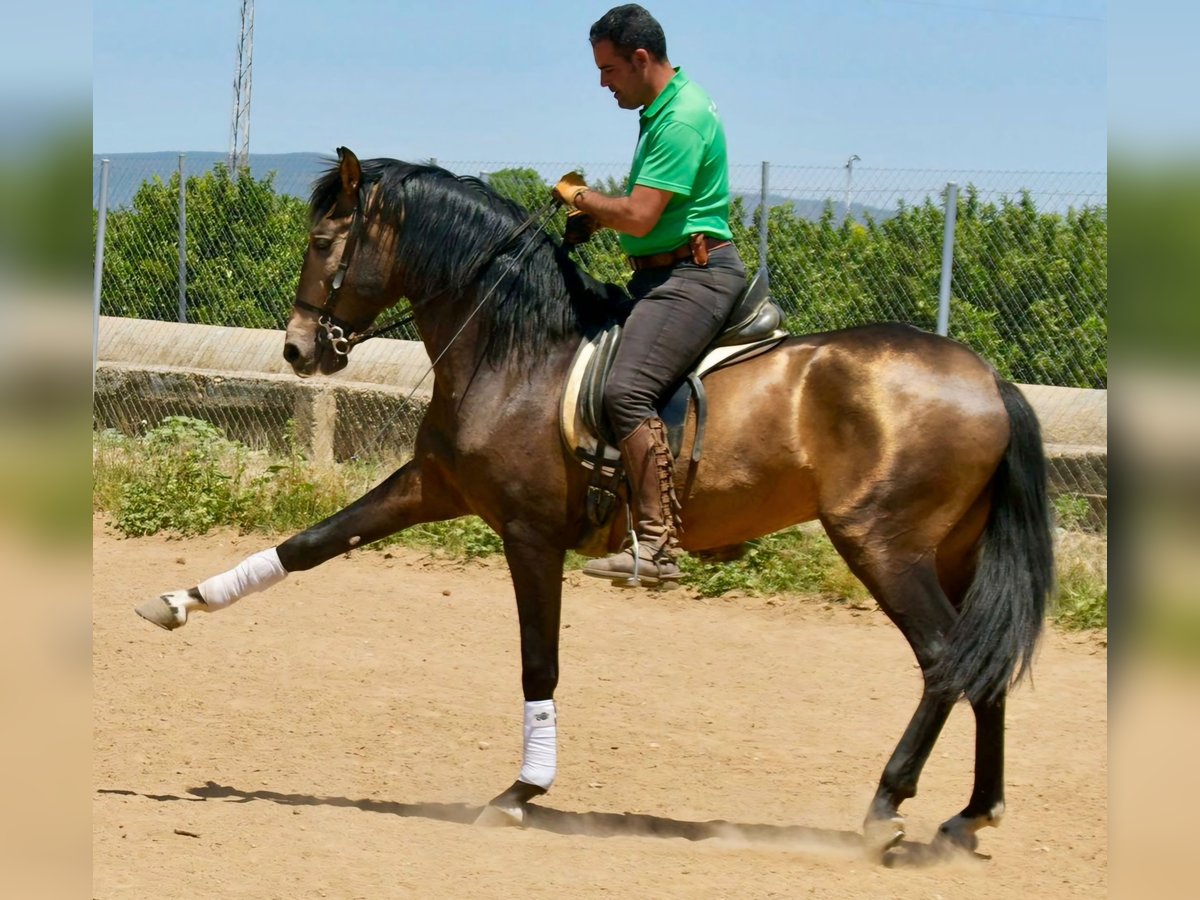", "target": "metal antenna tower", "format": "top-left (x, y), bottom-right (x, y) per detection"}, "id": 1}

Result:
top-left (228, 0), bottom-right (255, 173)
